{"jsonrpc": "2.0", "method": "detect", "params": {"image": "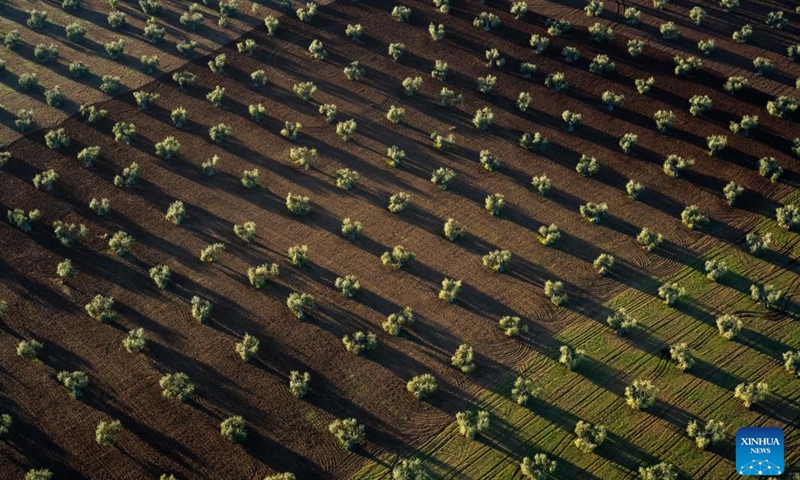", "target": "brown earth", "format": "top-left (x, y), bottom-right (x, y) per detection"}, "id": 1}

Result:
top-left (0, 0), bottom-right (798, 478)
